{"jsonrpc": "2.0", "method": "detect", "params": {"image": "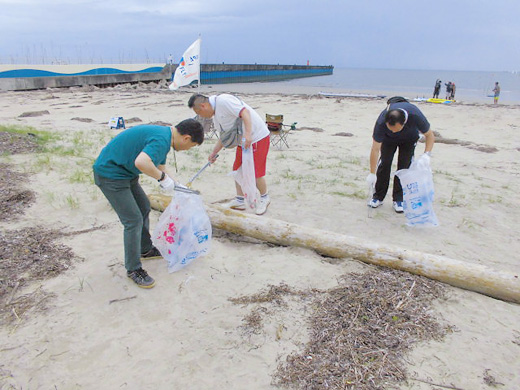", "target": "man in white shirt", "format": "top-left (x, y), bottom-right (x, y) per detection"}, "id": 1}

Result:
top-left (188, 93), bottom-right (271, 215)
